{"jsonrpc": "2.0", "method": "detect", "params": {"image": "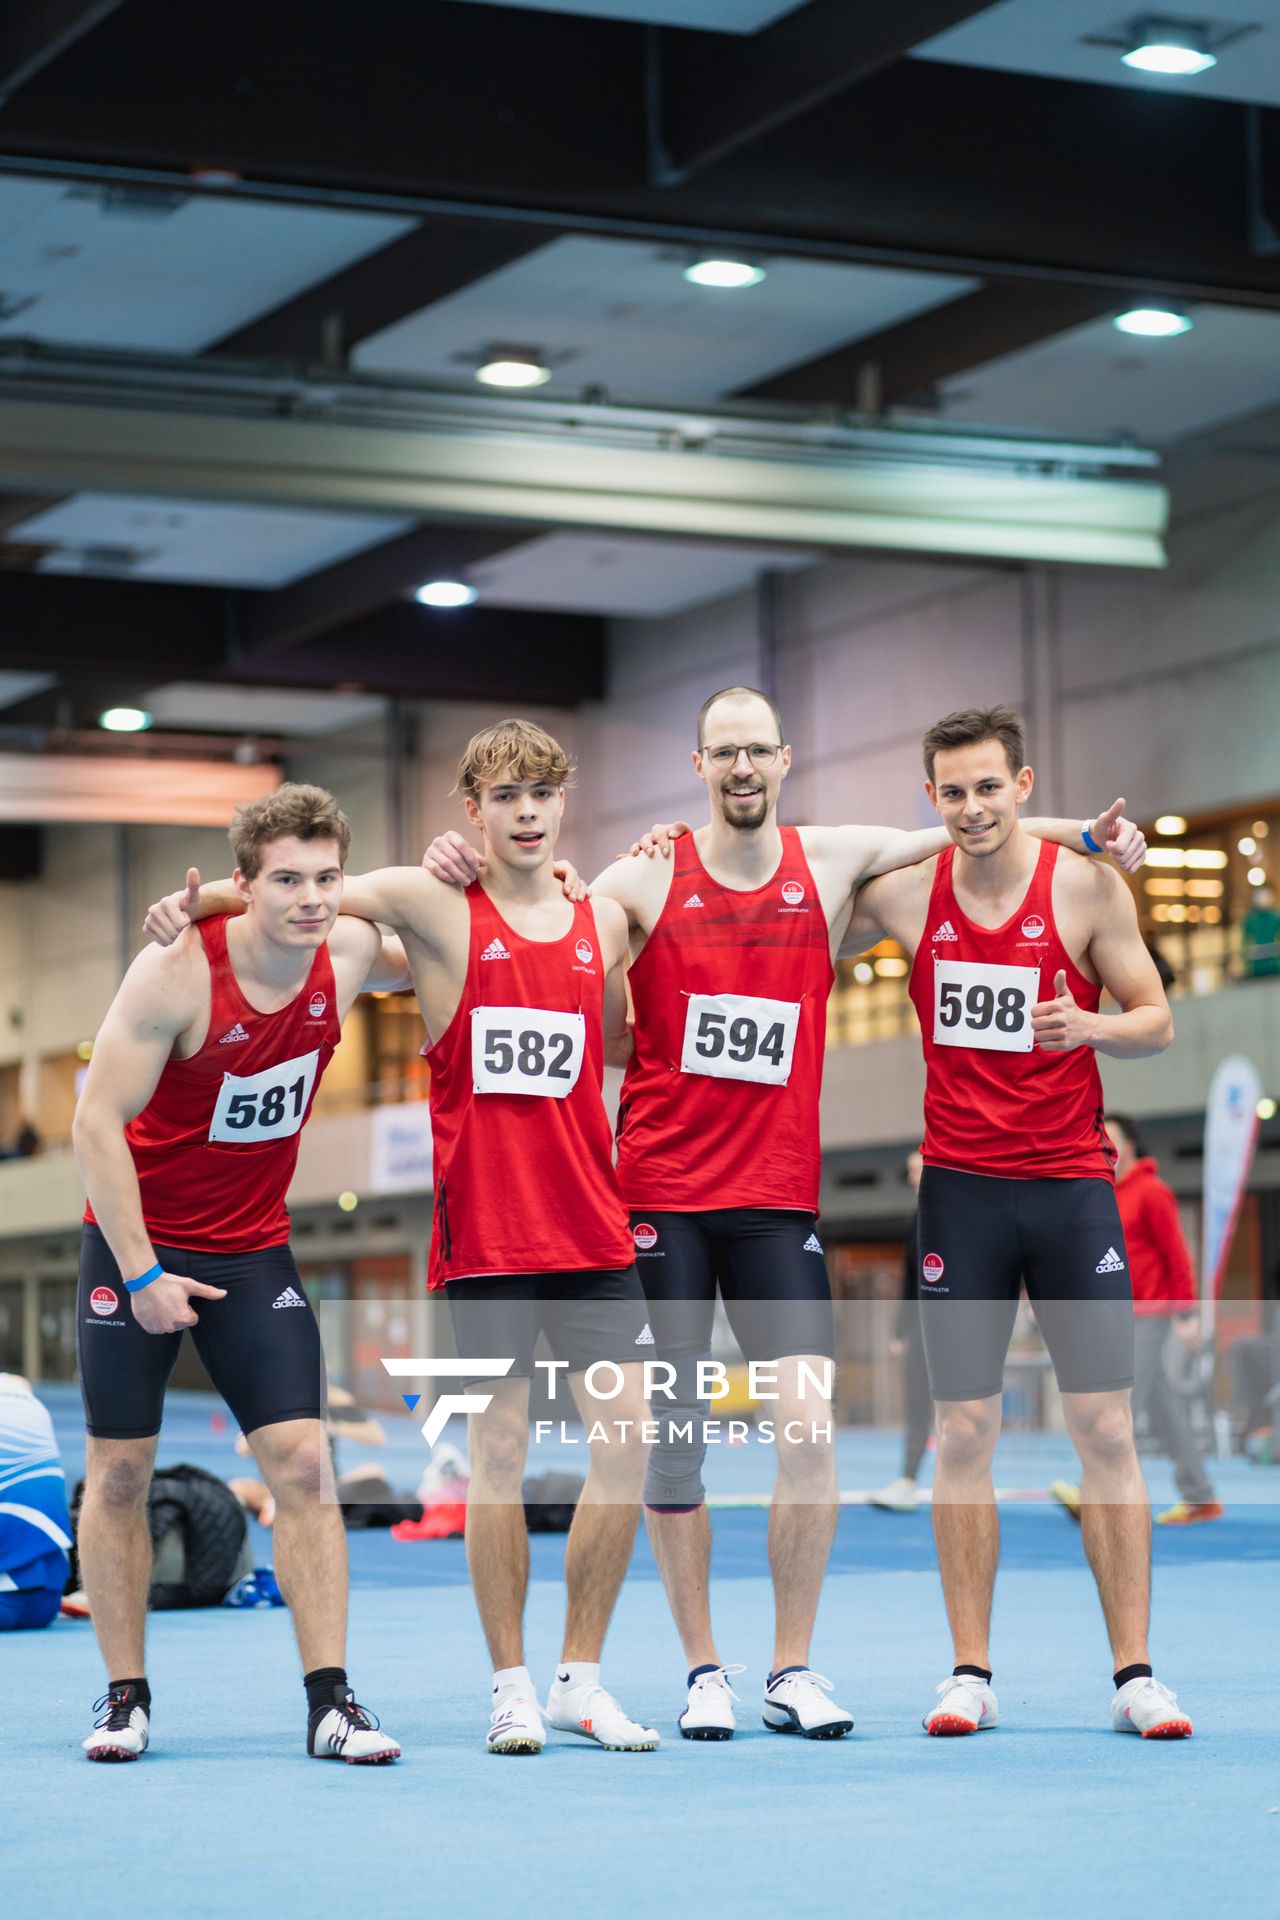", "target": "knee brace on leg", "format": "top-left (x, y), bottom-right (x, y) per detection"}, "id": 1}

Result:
top-left (643, 1401), bottom-right (708, 1512)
